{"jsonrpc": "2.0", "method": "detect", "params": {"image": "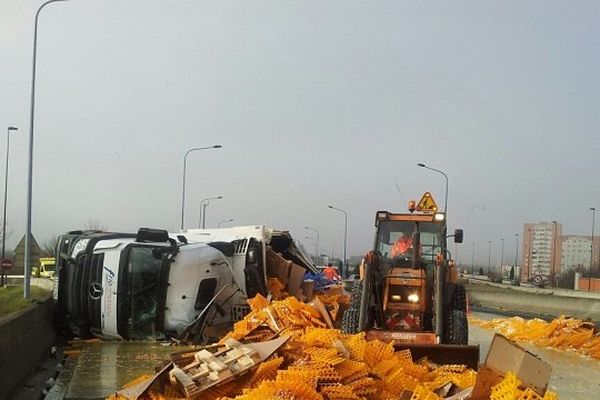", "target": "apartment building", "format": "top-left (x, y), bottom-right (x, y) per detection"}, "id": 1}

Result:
top-left (560, 235), bottom-right (600, 273)
top-left (521, 222), bottom-right (561, 283)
